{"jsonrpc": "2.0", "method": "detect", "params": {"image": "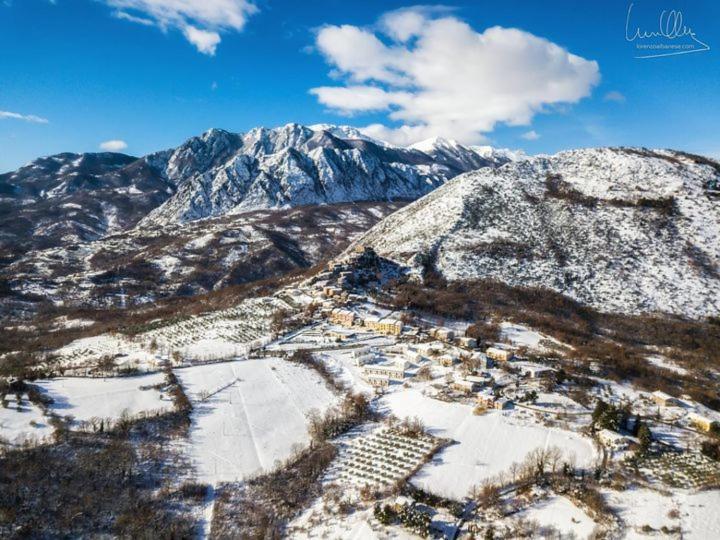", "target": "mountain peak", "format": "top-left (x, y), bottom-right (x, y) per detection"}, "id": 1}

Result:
top-left (409, 136), bottom-right (464, 153)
